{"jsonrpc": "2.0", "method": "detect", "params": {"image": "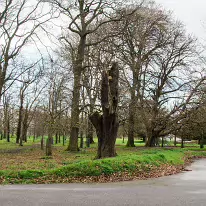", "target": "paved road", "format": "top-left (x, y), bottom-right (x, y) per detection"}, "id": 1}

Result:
top-left (1, 159), bottom-right (206, 206)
